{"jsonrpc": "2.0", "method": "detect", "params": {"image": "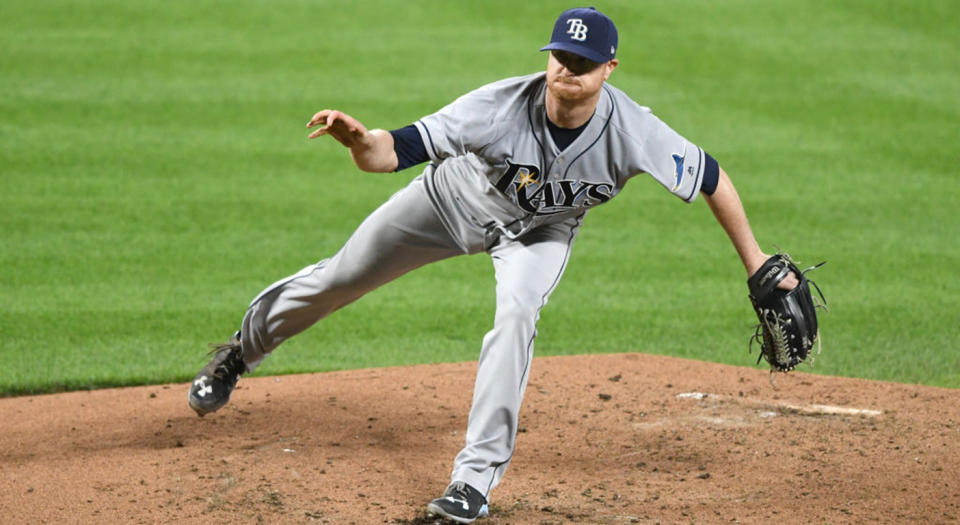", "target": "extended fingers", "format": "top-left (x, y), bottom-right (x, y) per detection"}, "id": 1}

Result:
top-left (306, 109), bottom-right (367, 145)
top-left (307, 110), bottom-right (346, 140)
top-left (307, 109), bottom-right (333, 128)
top-left (327, 111), bottom-right (364, 135)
